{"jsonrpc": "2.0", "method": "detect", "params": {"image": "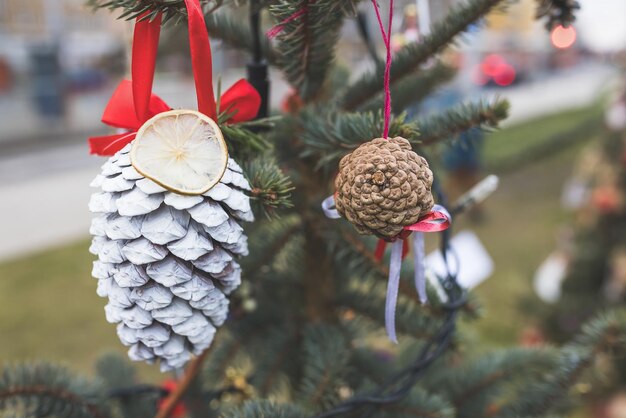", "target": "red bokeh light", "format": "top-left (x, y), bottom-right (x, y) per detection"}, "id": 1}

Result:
top-left (493, 63), bottom-right (516, 86)
top-left (475, 54), bottom-right (516, 87)
top-left (480, 54), bottom-right (506, 77)
top-left (551, 25), bottom-right (576, 49)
